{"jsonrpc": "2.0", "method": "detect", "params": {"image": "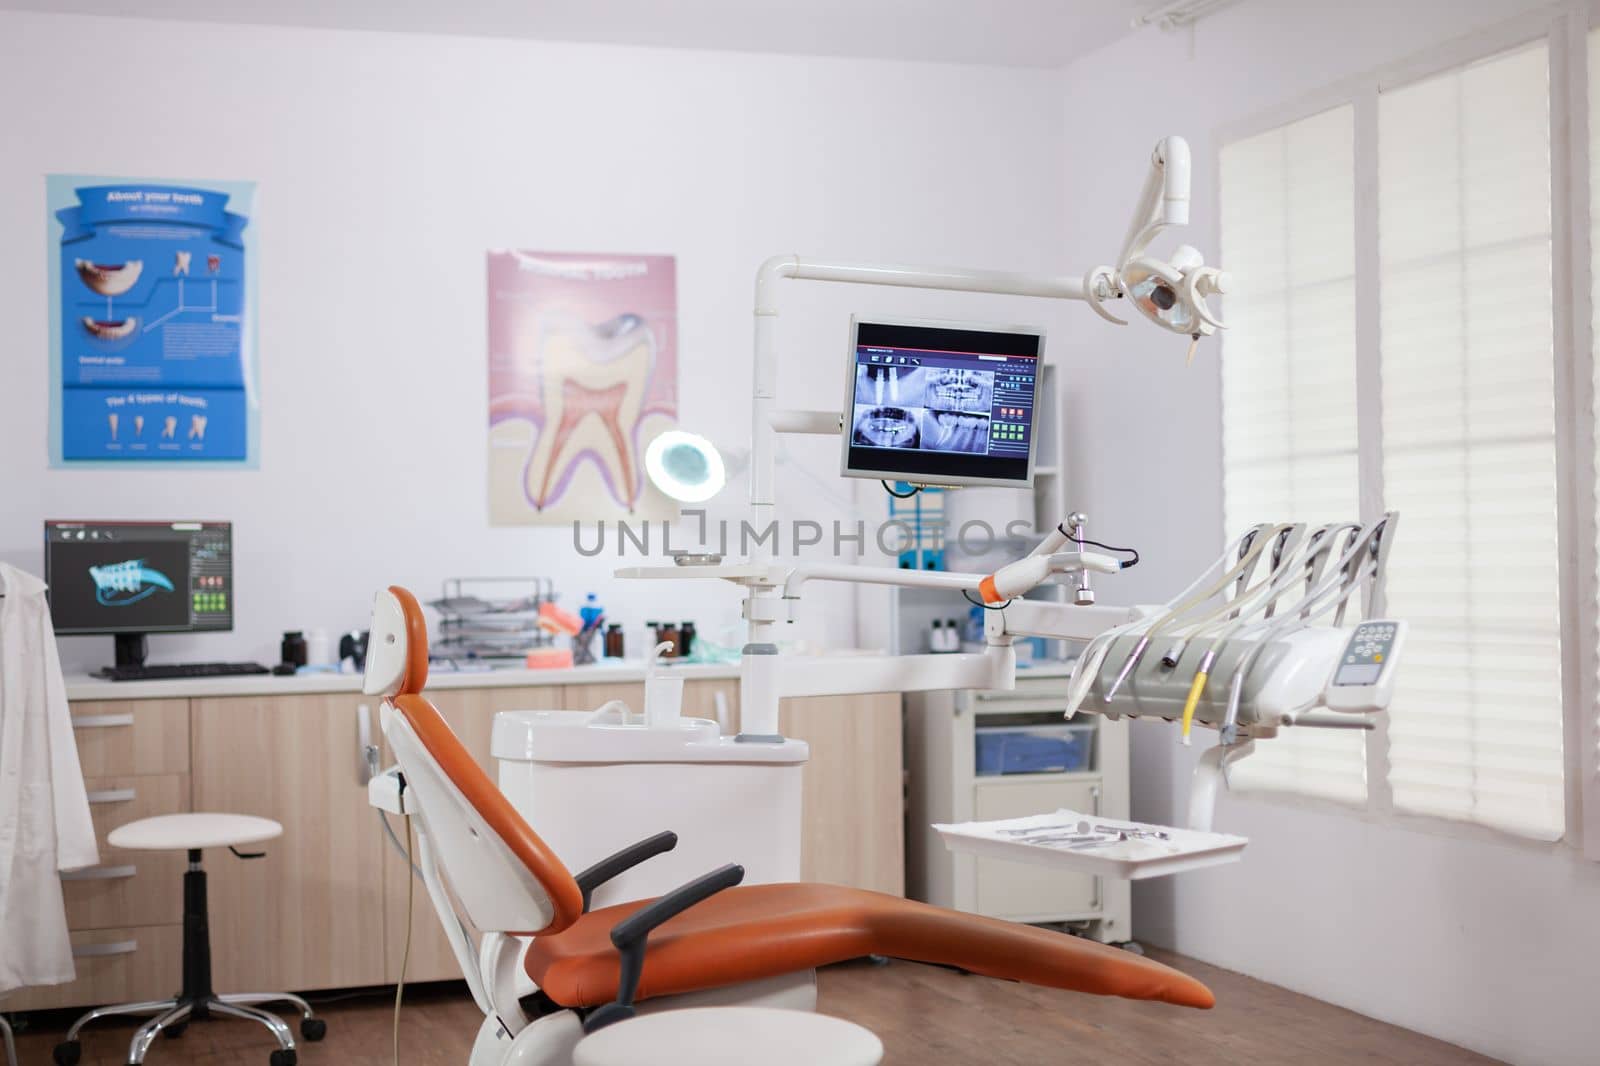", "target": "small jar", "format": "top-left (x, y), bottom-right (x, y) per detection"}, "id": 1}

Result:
top-left (678, 621), bottom-right (697, 658)
top-left (603, 623), bottom-right (625, 659)
top-left (656, 623), bottom-right (680, 658)
top-left (281, 631), bottom-right (307, 667)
